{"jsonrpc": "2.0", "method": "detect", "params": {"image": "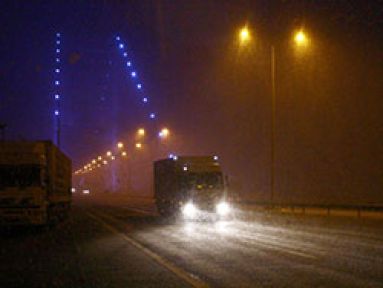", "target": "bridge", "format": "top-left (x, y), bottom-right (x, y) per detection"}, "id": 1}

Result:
top-left (1, 2), bottom-right (383, 286)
